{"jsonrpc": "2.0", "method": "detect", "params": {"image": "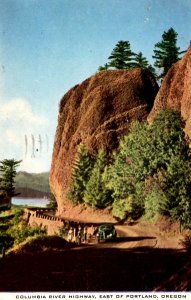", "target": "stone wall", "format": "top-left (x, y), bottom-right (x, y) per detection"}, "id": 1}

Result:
top-left (24, 208), bottom-right (66, 235)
